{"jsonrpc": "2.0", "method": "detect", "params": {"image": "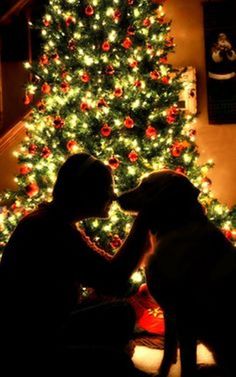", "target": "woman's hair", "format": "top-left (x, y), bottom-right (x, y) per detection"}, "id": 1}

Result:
top-left (52, 153), bottom-right (112, 205)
